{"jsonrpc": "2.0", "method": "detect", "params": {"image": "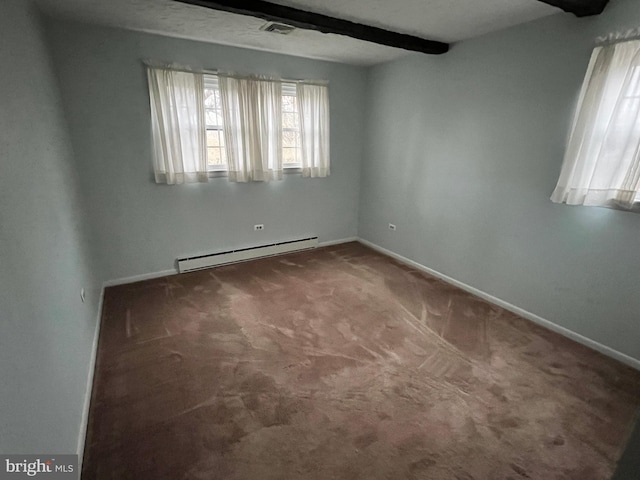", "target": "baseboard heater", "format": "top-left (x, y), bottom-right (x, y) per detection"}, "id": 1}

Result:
top-left (177, 236), bottom-right (318, 273)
